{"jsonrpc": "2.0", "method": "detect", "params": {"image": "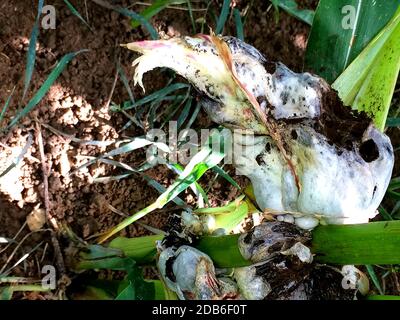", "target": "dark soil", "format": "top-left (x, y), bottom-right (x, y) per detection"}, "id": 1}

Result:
top-left (0, 0), bottom-right (399, 299)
